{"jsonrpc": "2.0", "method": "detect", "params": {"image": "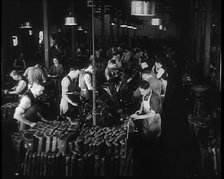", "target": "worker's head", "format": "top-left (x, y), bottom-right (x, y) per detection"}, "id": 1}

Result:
top-left (141, 68), bottom-right (153, 81)
top-left (53, 58), bottom-right (59, 66)
top-left (107, 59), bottom-right (117, 69)
top-left (139, 80), bottom-right (151, 96)
top-left (10, 70), bottom-right (21, 81)
top-left (139, 50), bottom-right (144, 57)
top-left (69, 66), bottom-right (80, 79)
top-left (86, 64), bottom-right (93, 73)
top-left (155, 59), bottom-right (162, 69)
top-left (111, 52), bottom-right (119, 61)
top-left (31, 82), bottom-right (45, 96)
